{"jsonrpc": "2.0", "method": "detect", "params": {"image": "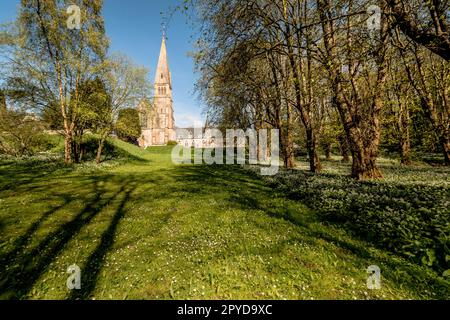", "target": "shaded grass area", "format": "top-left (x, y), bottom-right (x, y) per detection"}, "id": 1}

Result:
top-left (250, 156), bottom-right (449, 275)
top-left (0, 145), bottom-right (449, 299)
